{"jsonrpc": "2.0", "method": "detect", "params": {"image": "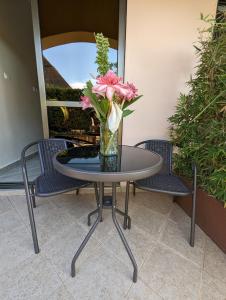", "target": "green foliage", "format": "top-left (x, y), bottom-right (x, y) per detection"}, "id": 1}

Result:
top-left (46, 87), bottom-right (83, 102)
top-left (47, 107), bottom-right (92, 132)
top-left (169, 16), bottom-right (226, 204)
top-left (95, 33), bottom-right (110, 76)
top-left (46, 87), bottom-right (92, 132)
top-left (122, 109), bottom-right (134, 117)
top-left (123, 95), bottom-right (143, 109)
